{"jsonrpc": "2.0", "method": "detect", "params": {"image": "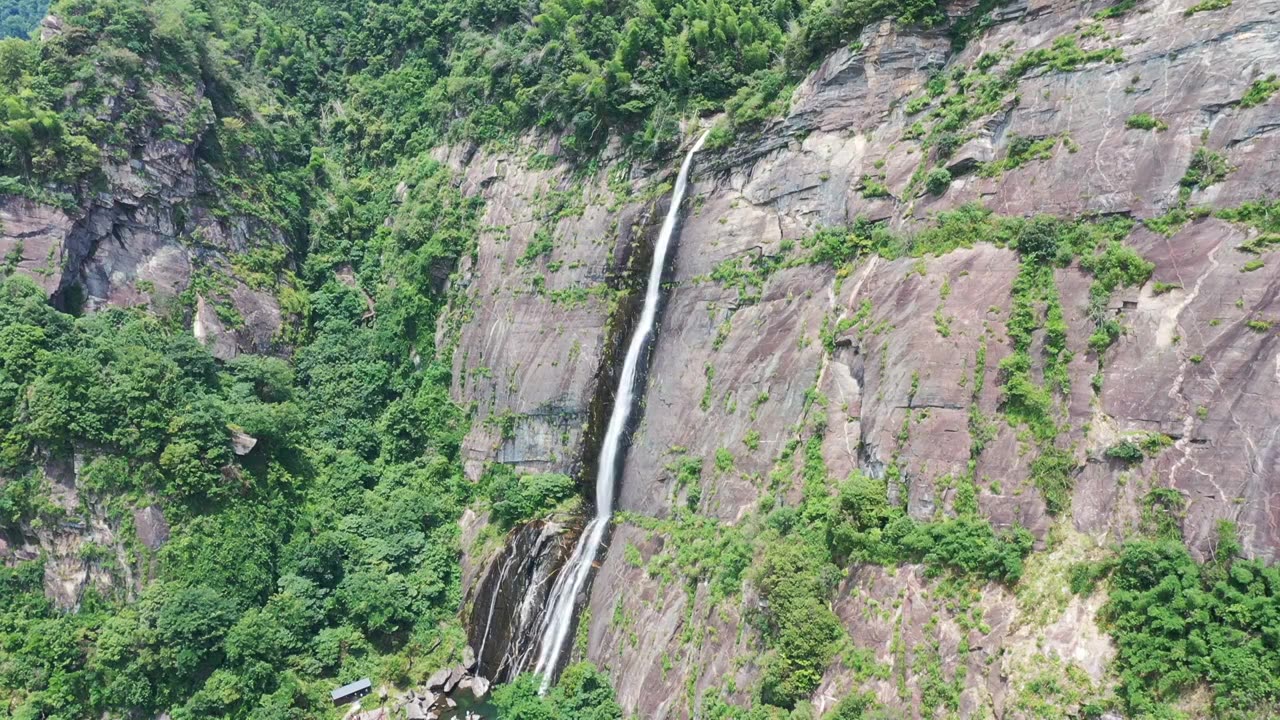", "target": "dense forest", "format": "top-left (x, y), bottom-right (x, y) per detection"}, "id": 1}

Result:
top-left (2, 0), bottom-right (1279, 718)
top-left (0, 0), bottom-right (46, 38)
